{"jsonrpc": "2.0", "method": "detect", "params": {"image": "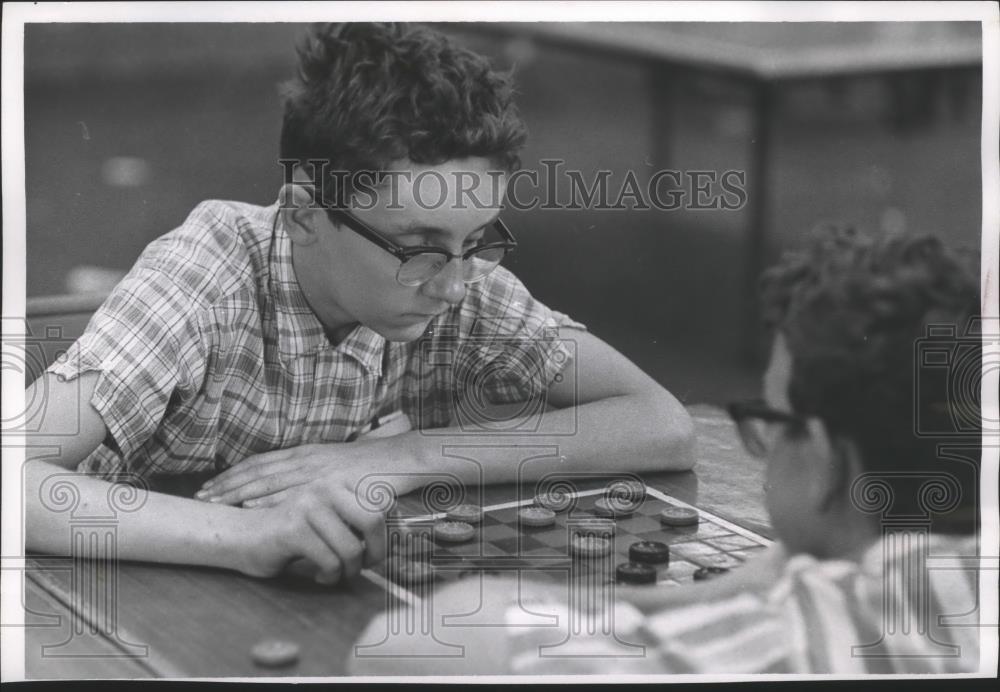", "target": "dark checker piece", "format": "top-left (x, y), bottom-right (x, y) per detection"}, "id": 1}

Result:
top-left (659, 506), bottom-right (700, 527)
top-left (616, 562), bottom-right (657, 584)
top-left (693, 566), bottom-right (730, 581)
top-left (628, 540), bottom-right (670, 565)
